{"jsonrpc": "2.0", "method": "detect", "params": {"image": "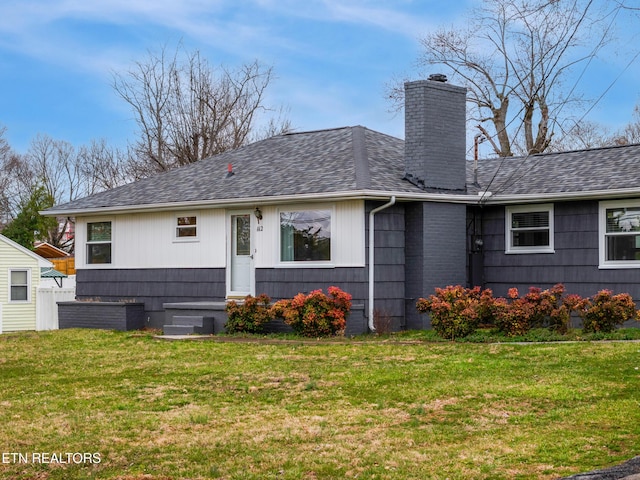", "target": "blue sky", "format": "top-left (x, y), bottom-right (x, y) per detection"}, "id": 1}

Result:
top-left (0, 0), bottom-right (639, 156)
